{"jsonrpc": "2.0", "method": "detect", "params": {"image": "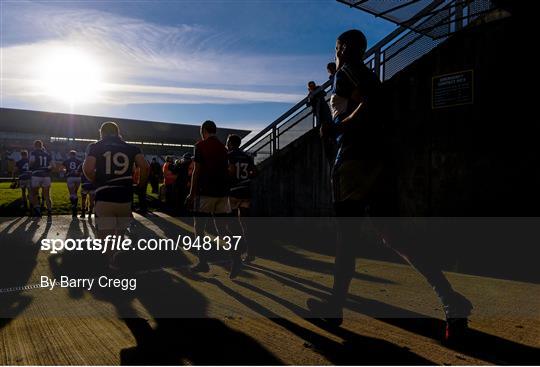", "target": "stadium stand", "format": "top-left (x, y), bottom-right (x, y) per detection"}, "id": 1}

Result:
top-left (0, 108), bottom-right (249, 176)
